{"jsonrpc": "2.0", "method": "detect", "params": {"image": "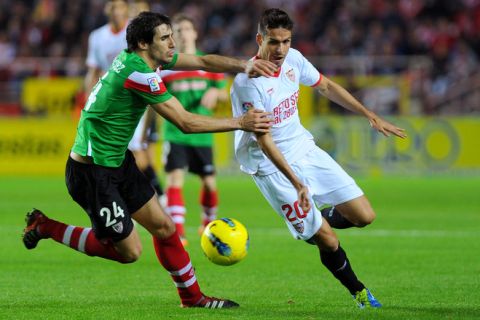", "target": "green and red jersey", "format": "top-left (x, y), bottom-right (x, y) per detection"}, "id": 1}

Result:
top-left (72, 50), bottom-right (176, 167)
top-left (159, 50), bottom-right (226, 147)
